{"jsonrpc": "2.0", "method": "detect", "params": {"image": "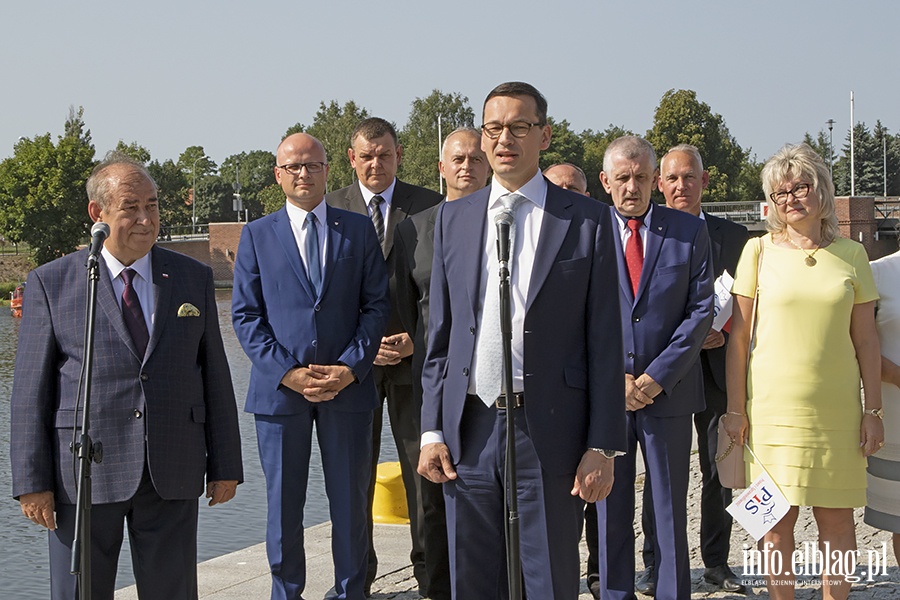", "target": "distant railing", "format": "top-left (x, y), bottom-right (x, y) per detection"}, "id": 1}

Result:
top-left (702, 201), bottom-right (763, 224)
top-left (702, 197), bottom-right (900, 231)
top-left (874, 198), bottom-right (900, 220)
top-left (158, 224), bottom-right (209, 241)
